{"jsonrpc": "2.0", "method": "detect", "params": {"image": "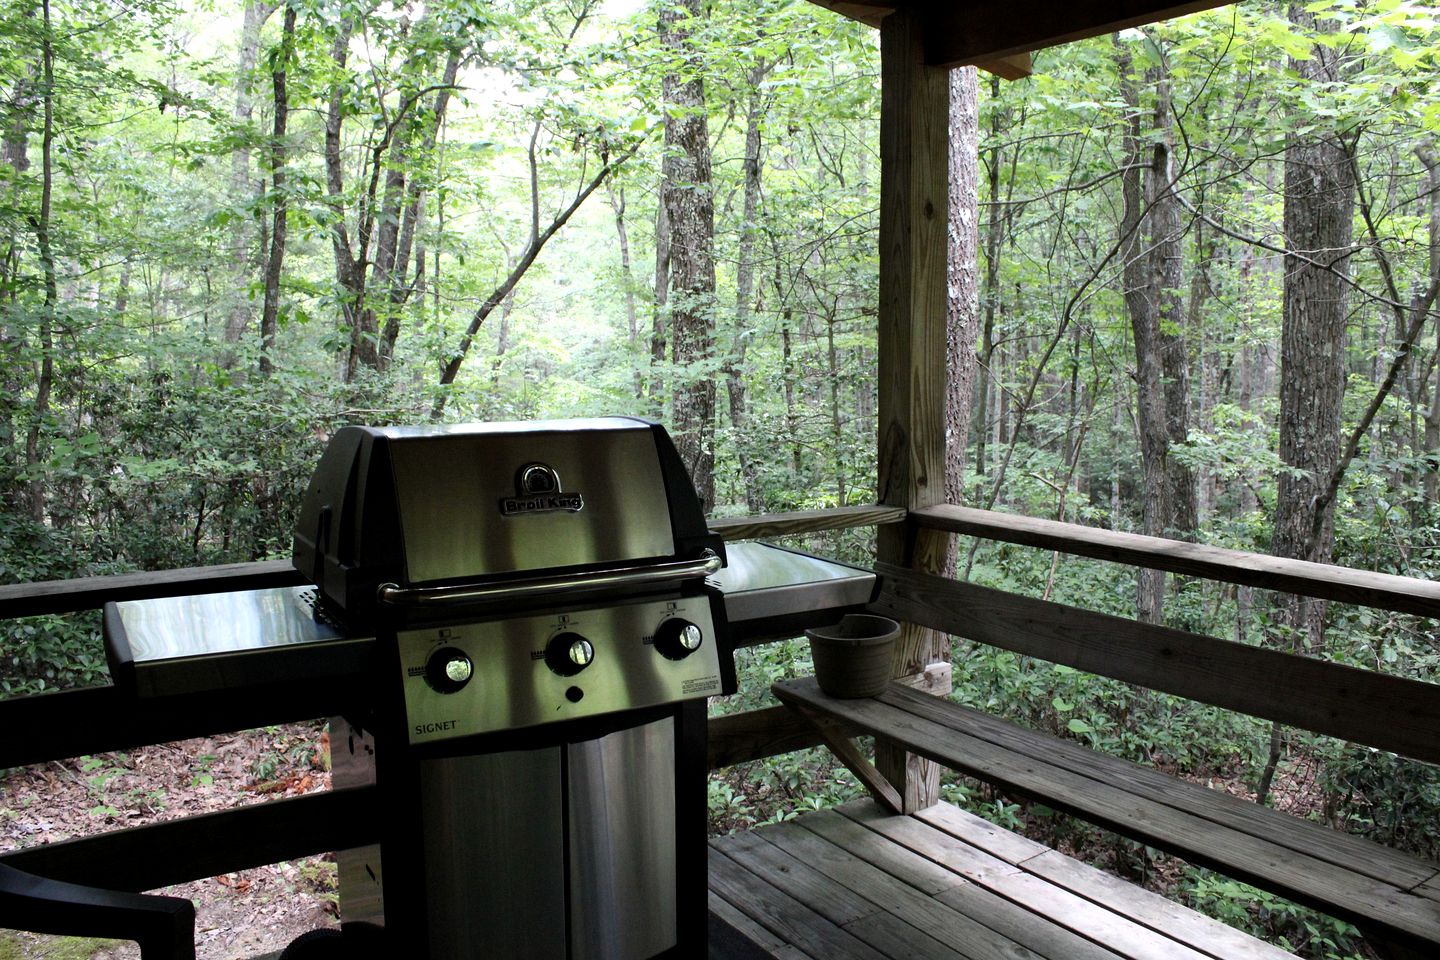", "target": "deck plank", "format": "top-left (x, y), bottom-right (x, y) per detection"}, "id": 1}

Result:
top-left (762, 817), bottom-right (1112, 960)
top-left (711, 800), bottom-right (1298, 960)
top-left (842, 911), bottom-right (970, 960)
top-left (713, 831), bottom-right (881, 928)
top-left (710, 891), bottom-right (808, 960)
top-left (708, 844), bottom-right (888, 960)
top-left (916, 803), bottom-right (1298, 960)
top-left (840, 804), bottom-right (1217, 960)
top-left (788, 809), bottom-right (962, 896)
